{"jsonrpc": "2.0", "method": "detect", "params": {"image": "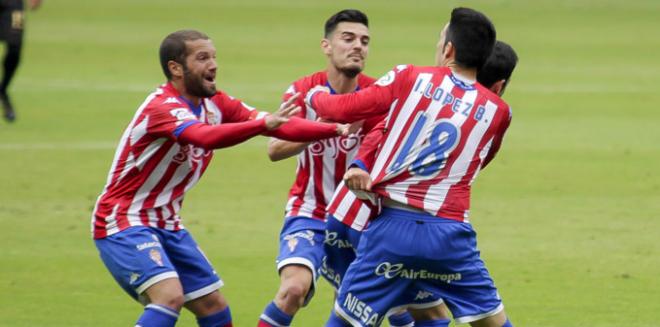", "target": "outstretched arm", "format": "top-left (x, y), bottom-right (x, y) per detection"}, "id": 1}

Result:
top-left (264, 116), bottom-right (345, 142)
top-left (306, 85), bottom-right (393, 123)
top-left (178, 119), bottom-right (268, 150)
